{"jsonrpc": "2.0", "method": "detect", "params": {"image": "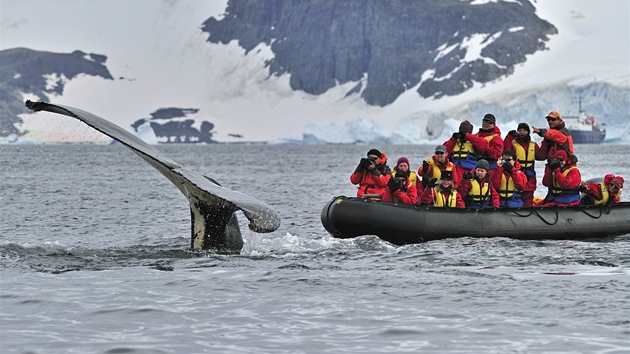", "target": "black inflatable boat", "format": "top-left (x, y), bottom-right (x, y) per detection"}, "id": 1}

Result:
top-left (321, 196), bottom-right (630, 245)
